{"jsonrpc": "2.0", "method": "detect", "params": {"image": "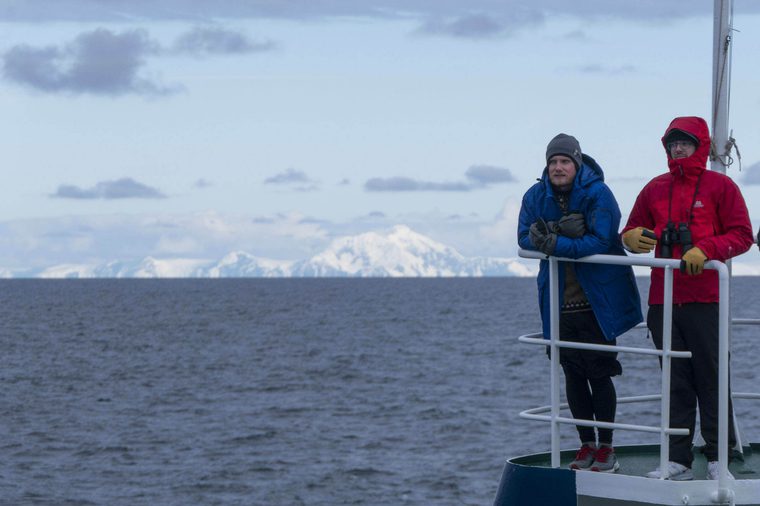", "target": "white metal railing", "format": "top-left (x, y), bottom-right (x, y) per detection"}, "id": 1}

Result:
top-left (517, 248), bottom-right (742, 498)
